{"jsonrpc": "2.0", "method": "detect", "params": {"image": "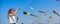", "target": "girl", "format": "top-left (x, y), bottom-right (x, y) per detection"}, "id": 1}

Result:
top-left (8, 8), bottom-right (20, 24)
